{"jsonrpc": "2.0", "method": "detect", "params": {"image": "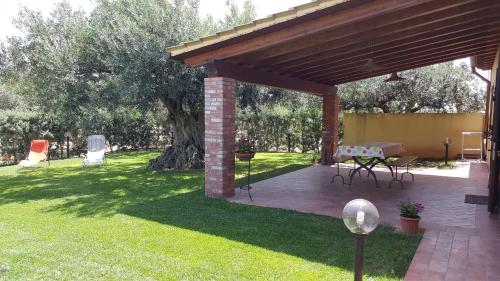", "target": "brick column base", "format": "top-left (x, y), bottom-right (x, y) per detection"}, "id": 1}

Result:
top-left (321, 94), bottom-right (340, 165)
top-left (204, 77), bottom-right (236, 198)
